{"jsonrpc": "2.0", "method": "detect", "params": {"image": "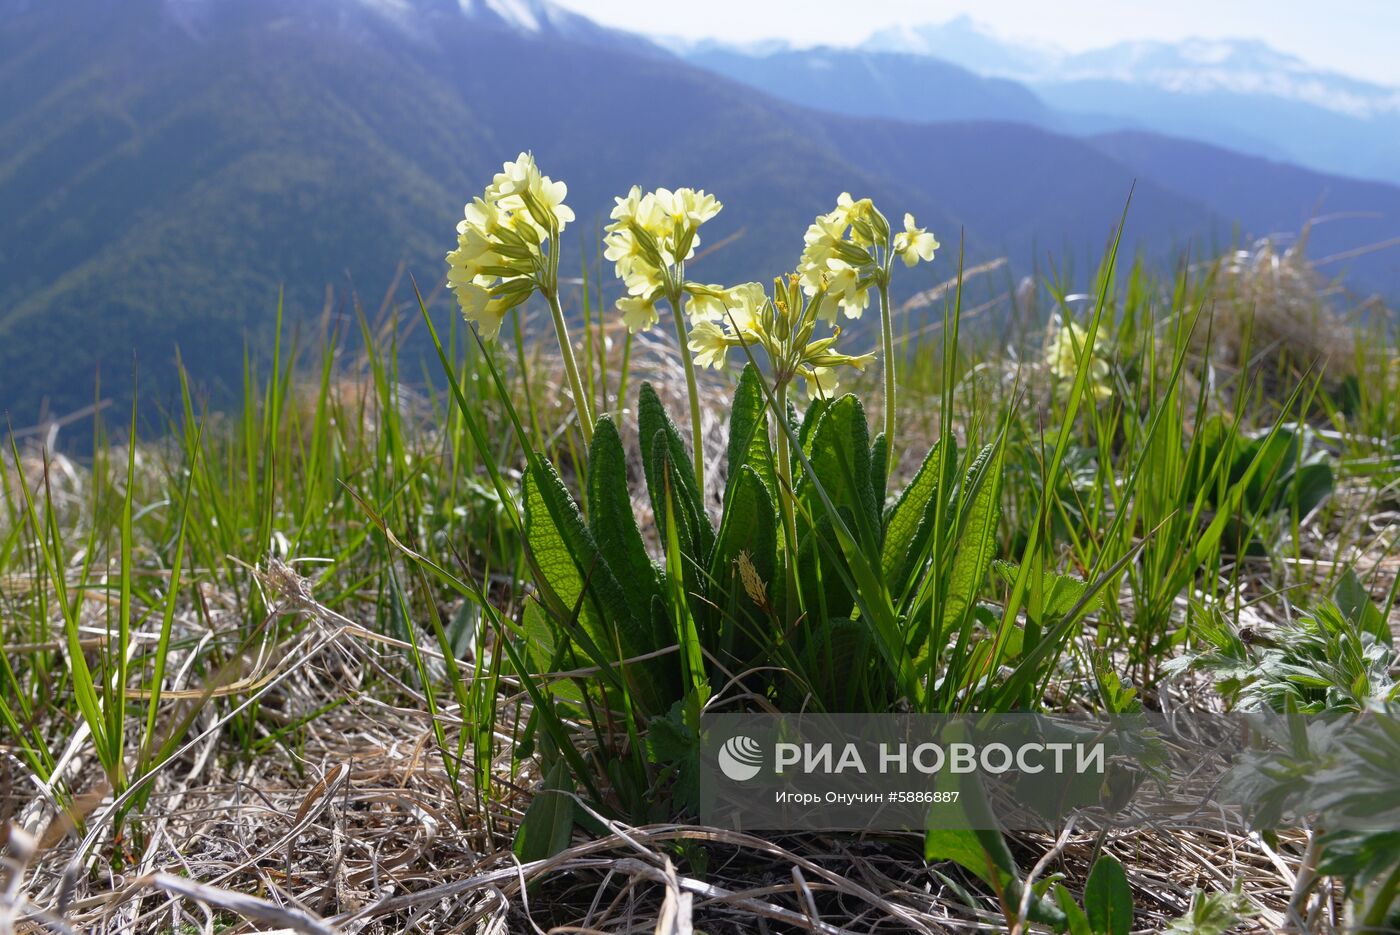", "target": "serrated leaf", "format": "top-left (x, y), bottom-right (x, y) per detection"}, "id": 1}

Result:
top-left (725, 363), bottom-right (777, 506)
top-left (799, 394), bottom-right (880, 552)
top-left (523, 455), bottom-right (658, 704)
top-left (587, 416), bottom-right (661, 631)
top-left (993, 560), bottom-right (1103, 619)
top-left (709, 465), bottom-right (777, 629)
top-left (942, 444), bottom-right (1003, 631)
top-left (870, 432), bottom-right (889, 514)
top-left (881, 439), bottom-right (945, 601)
top-left (639, 382), bottom-right (713, 563)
